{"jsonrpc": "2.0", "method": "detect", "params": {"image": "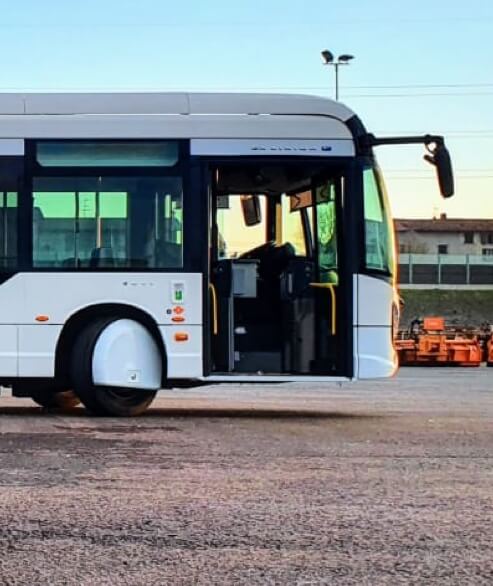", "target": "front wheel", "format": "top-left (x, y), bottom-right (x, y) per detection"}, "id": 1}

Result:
top-left (71, 317), bottom-right (159, 417)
